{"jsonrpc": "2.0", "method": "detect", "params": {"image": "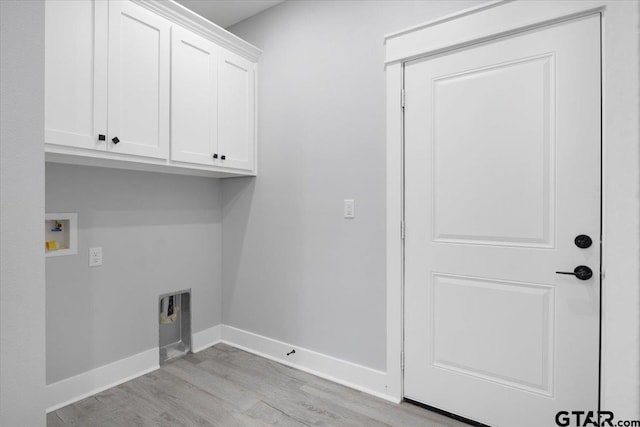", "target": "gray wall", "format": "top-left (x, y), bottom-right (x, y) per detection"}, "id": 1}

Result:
top-left (46, 164), bottom-right (222, 383)
top-left (224, 0), bottom-right (482, 371)
top-left (0, 0), bottom-right (47, 424)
